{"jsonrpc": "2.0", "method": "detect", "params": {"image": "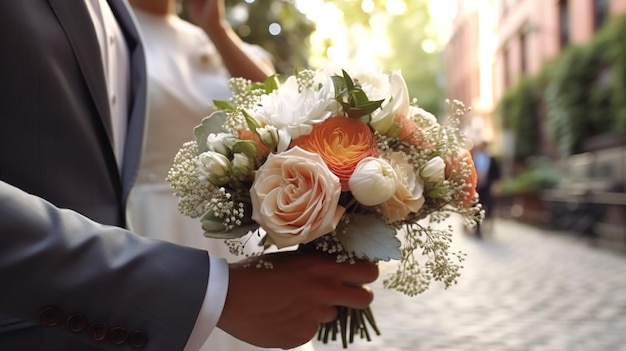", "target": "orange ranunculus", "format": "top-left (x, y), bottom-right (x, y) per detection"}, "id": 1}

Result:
top-left (292, 116), bottom-right (378, 191)
top-left (445, 148), bottom-right (478, 207)
top-left (238, 128), bottom-right (272, 161)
